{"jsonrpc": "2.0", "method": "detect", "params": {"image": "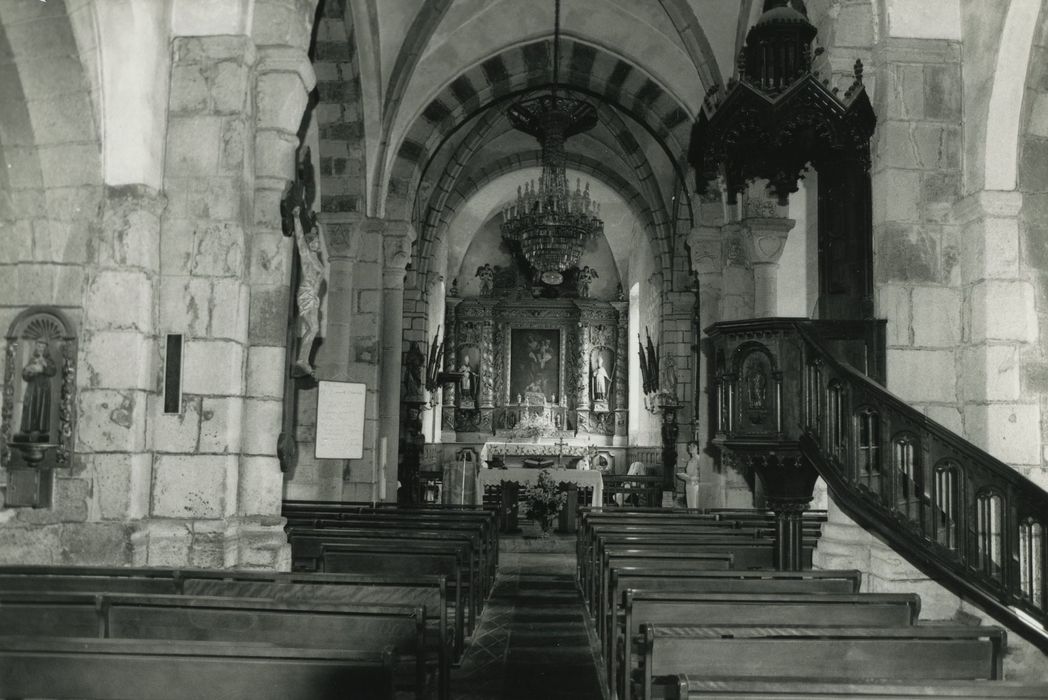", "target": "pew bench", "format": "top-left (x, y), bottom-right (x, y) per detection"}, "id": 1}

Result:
top-left (0, 566), bottom-right (454, 695)
top-left (639, 624), bottom-right (1008, 700)
top-left (614, 591), bottom-right (921, 700)
top-left (600, 568), bottom-right (863, 669)
top-left (668, 677), bottom-right (1048, 699)
top-left (0, 636), bottom-right (395, 700)
top-left (0, 590), bottom-right (433, 700)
